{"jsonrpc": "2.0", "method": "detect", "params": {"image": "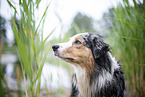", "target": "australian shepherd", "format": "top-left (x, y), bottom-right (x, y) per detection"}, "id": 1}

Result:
top-left (52, 33), bottom-right (125, 97)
